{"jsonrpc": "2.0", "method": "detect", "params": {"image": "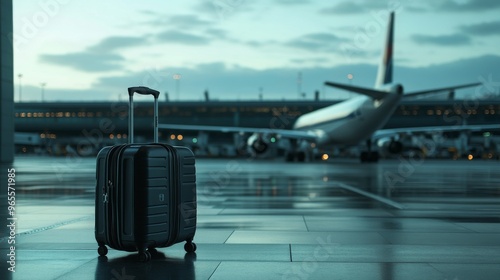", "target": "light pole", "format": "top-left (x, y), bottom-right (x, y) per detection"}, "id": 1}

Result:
top-left (347, 73), bottom-right (354, 98)
top-left (40, 82), bottom-right (46, 102)
top-left (297, 71), bottom-right (302, 99)
top-left (17, 74), bottom-right (23, 102)
top-left (173, 74), bottom-right (181, 100)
